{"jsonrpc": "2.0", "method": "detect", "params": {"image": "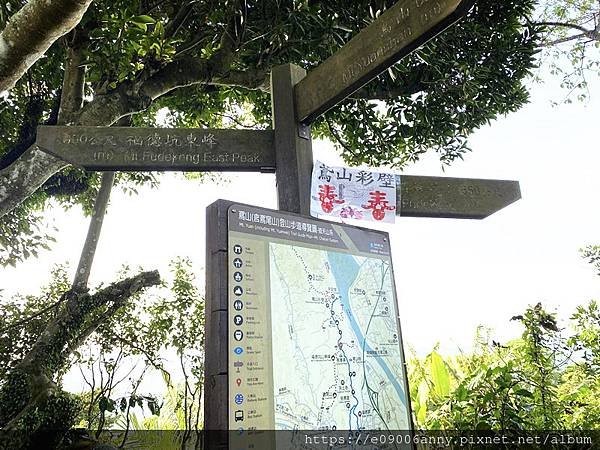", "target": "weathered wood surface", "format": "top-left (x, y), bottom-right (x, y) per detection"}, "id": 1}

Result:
top-left (205, 200), bottom-right (231, 445)
top-left (271, 64), bottom-right (314, 215)
top-left (399, 175), bottom-right (521, 219)
top-left (36, 126), bottom-right (276, 172)
top-left (295, 0), bottom-right (475, 123)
